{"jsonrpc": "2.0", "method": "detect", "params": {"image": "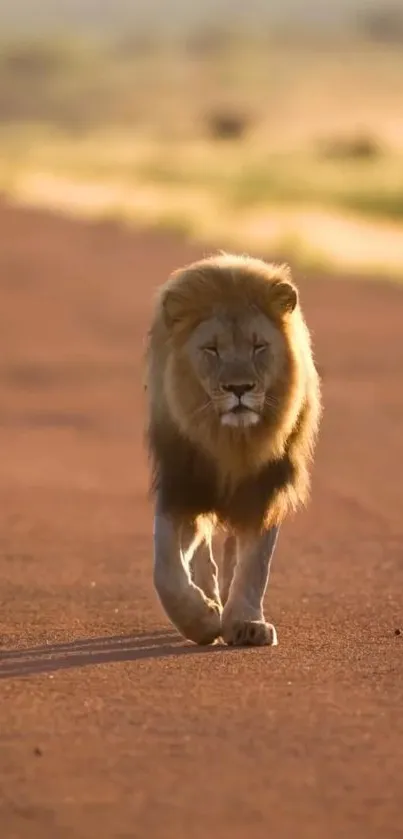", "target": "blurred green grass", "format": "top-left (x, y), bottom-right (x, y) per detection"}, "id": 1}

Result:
top-left (2, 126), bottom-right (403, 223)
